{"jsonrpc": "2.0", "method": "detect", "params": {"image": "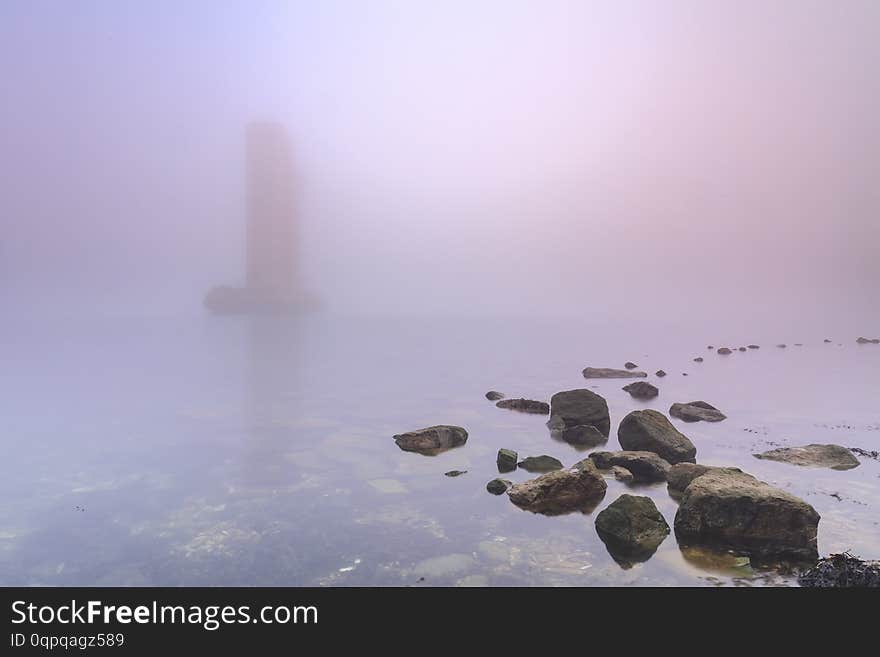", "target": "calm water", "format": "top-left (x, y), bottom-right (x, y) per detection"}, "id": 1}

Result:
top-left (1, 313), bottom-right (878, 586)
